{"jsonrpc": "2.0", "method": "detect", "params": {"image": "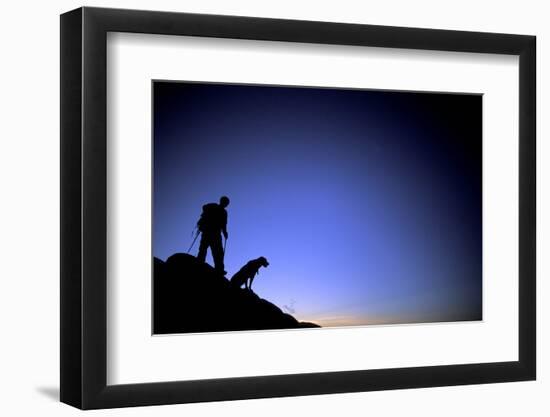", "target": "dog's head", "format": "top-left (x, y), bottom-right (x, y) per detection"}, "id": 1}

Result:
top-left (257, 256), bottom-right (269, 268)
